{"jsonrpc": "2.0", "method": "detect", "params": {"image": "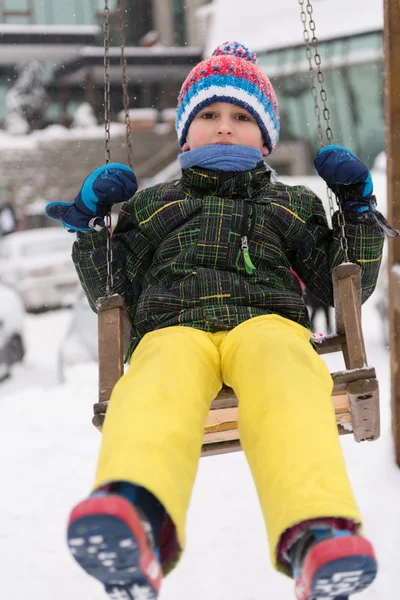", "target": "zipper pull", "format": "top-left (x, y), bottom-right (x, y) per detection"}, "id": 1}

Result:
top-left (241, 236), bottom-right (256, 274)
